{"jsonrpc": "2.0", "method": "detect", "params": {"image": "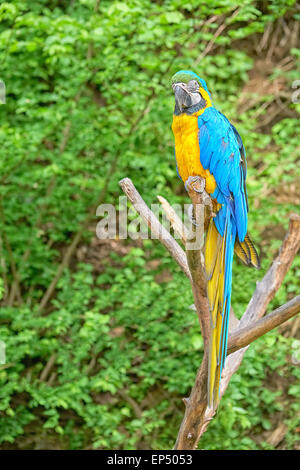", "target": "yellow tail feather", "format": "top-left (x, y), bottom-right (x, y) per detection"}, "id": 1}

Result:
top-left (234, 233), bottom-right (260, 269)
top-left (205, 220), bottom-right (226, 407)
top-left (205, 222), bottom-right (260, 408)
